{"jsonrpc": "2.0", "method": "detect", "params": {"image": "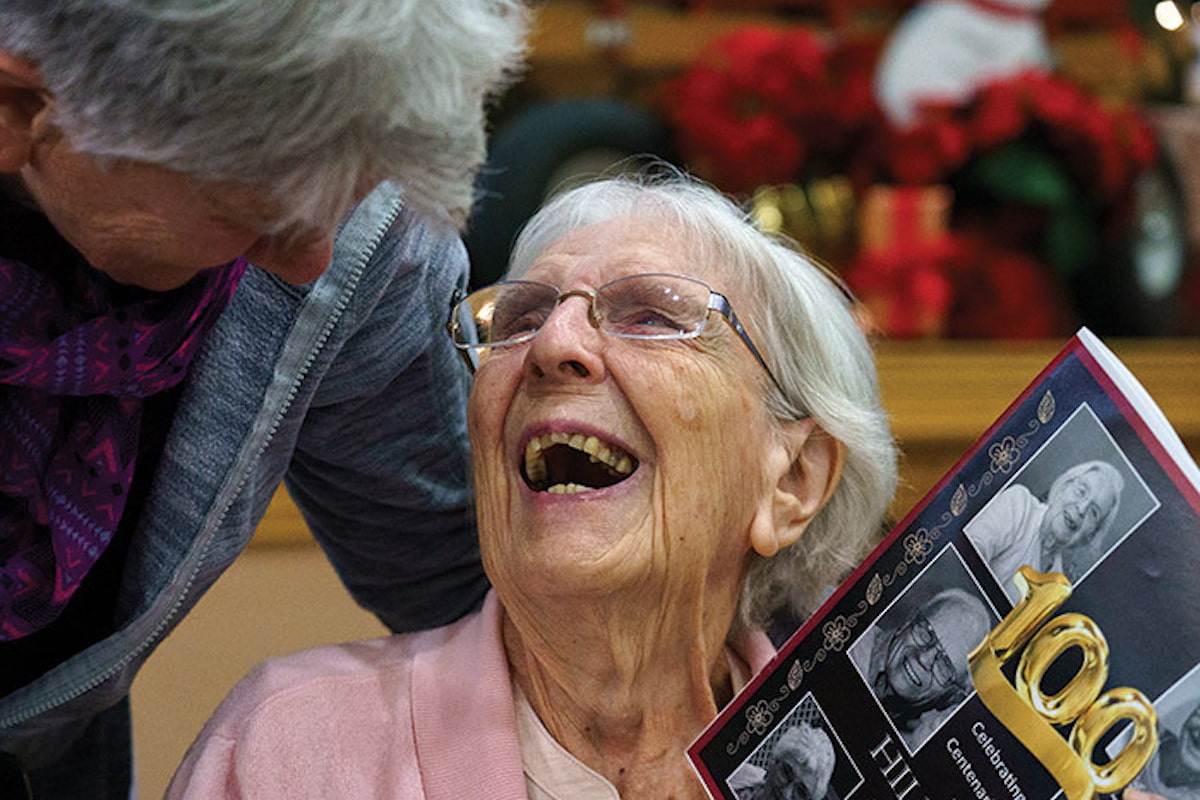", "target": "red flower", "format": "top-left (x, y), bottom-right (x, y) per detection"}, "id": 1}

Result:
top-left (665, 25), bottom-right (876, 188)
top-left (971, 80), bottom-right (1030, 149)
top-left (775, 29), bottom-right (829, 88)
top-left (1025, 74), bottom-right (1095, 139)
top-left (885, 121), bottom-right (970, 185)
top-left (666, 30), bottom-right (814, 191)
top-left (844, 243), bottom-right (957, 338)
top-left (672, 106), bottom-right (803, 192)
top-left (946, 246), bottom-right (1072, 339)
